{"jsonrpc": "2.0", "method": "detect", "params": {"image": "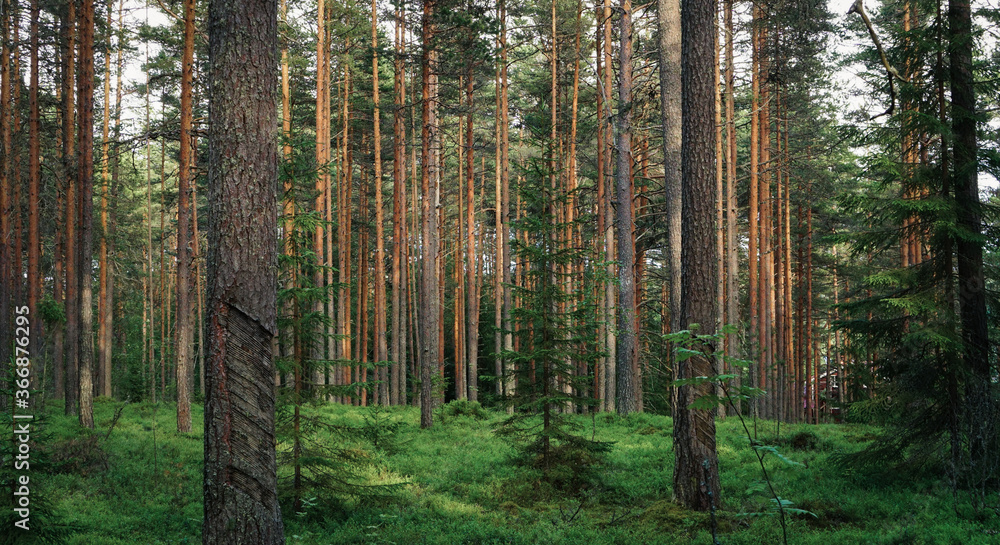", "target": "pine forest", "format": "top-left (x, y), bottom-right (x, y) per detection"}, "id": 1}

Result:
top-left (0, 0), bottom-right (998, 543)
